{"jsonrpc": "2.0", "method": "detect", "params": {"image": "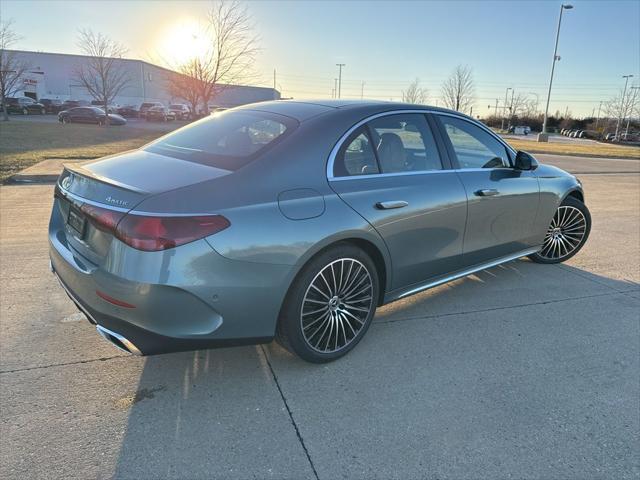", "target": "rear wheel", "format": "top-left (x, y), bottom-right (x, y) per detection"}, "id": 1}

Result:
top-left (276, 244), bottom-right (379, 363)
top-left (529, 195), bottom-right (591, 264)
